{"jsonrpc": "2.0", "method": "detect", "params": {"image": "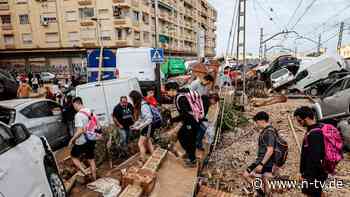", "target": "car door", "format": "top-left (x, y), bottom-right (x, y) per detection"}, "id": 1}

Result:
top-left (46, 101), bottom-right (69, 145)
top-left (320, 79), bottom-right (346, 117)
top-left (337, 78), bottom-right (350, 114)
top-left (0, 124), bottom-right (52, 197)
